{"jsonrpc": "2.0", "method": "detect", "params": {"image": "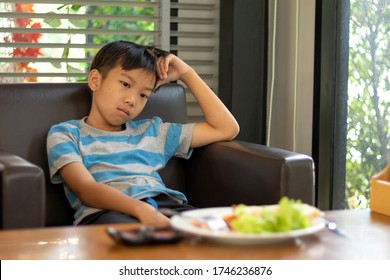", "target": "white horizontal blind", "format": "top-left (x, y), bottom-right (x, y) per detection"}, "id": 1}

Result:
top-left (0, 0), bottom-right (164, 82)
top-left (172, 0), bottom-right (219, 122)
